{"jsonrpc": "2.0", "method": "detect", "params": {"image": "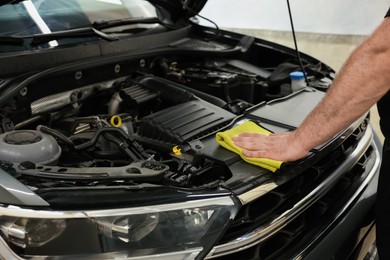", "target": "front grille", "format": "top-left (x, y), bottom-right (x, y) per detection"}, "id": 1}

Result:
top-left (211, 119), bottom-right (375, 259)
